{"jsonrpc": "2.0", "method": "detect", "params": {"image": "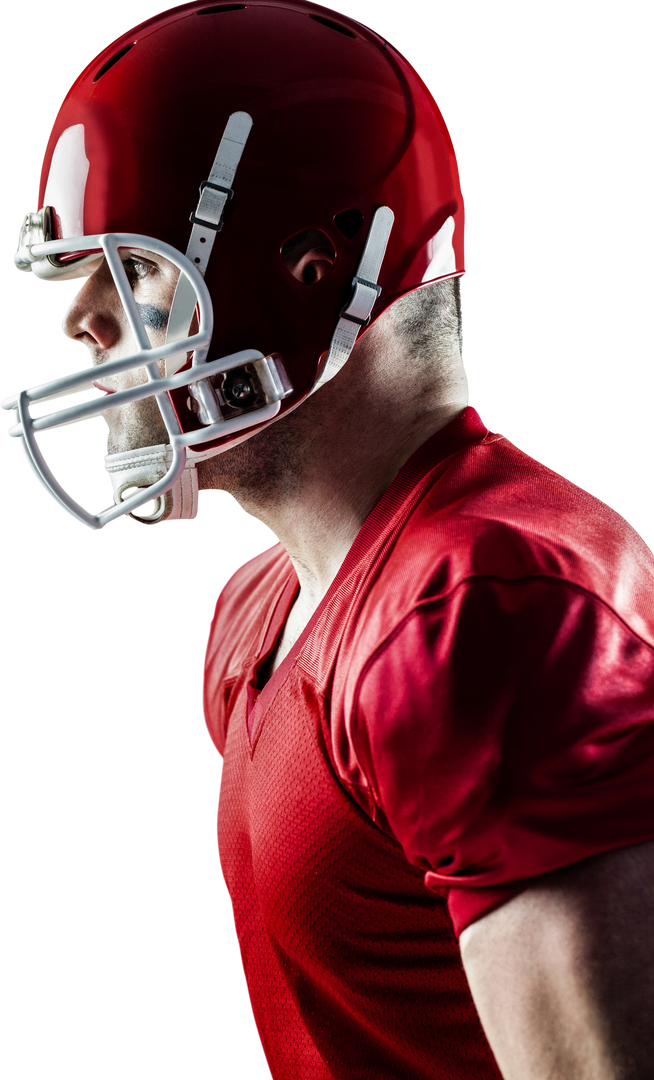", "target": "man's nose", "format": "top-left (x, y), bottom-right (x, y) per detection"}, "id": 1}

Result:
top-left (62, 258), bottom-right (125, 351)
